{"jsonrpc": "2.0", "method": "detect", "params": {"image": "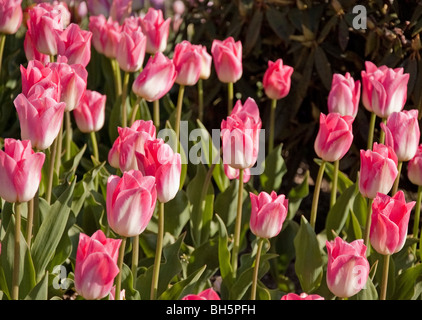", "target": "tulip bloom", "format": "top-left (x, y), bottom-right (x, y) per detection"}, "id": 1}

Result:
top-left (326, 237), bottom-right (370, 298)
top-left (106, 170), bottom-right (157, 237)
top-left (359, 143), bottom-right (398, 199)
top-left (132, 52), bottom-right (177, 102)
top-left (262, 59), bottom-right (294, 101)
top-left (173, 40), bottom-right (202, 86)
top-left (314, 113), bottom-right (354, 163)
top-left (139, 7), bottom-right (171, 54)
top-left (361, 61), bottom-right (409, 118)
top-left (220, 98), bottom-right (262, 169)
top-left (249, 191), bottom-right (288, 239)
top-left (199, 45), bottom-right (212, 80)
top-left (182, 288), bottom-right (221, 300)
top-left (24, 28), bottom-right (50, 64)
top-left (370, 191), bottom-right (415, 255)
top-left (73, 90), bottom-right (107, 133)
top-left (224, 164), bottom-right (250, 183)
top-left (381, 110), bottom-right (420, 162)
top-left (57, 23), bottom-right (92, 67)
top-left (89, 15), bottom-right (121, 58)
top-left (74, 230), bottom-right (121, 300)
top-left (0, 0), bottom-right (23, 35)
top-left (408, 145), bottom-right (422, 186)
top-left (211, 37), bottom-right (242, 84)
top-left (280, 293), bottom-right (324, 300)
top-left (327, 72), bottom-right (361, 118)
top-left (20, 60), bottom-right (59, 97)
top-left (116, 27), bottom-right (146, 72)
top-left (0, 139), bottom-right (45, 203)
